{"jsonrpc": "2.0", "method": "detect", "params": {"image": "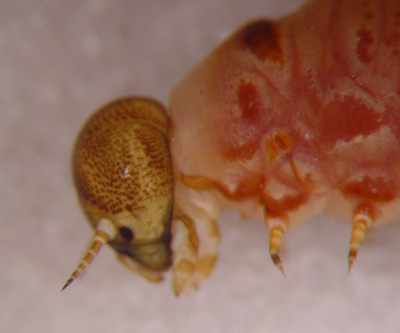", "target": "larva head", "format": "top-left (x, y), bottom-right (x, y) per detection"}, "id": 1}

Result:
top-left (63, 97), bottom-right (173, 290)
